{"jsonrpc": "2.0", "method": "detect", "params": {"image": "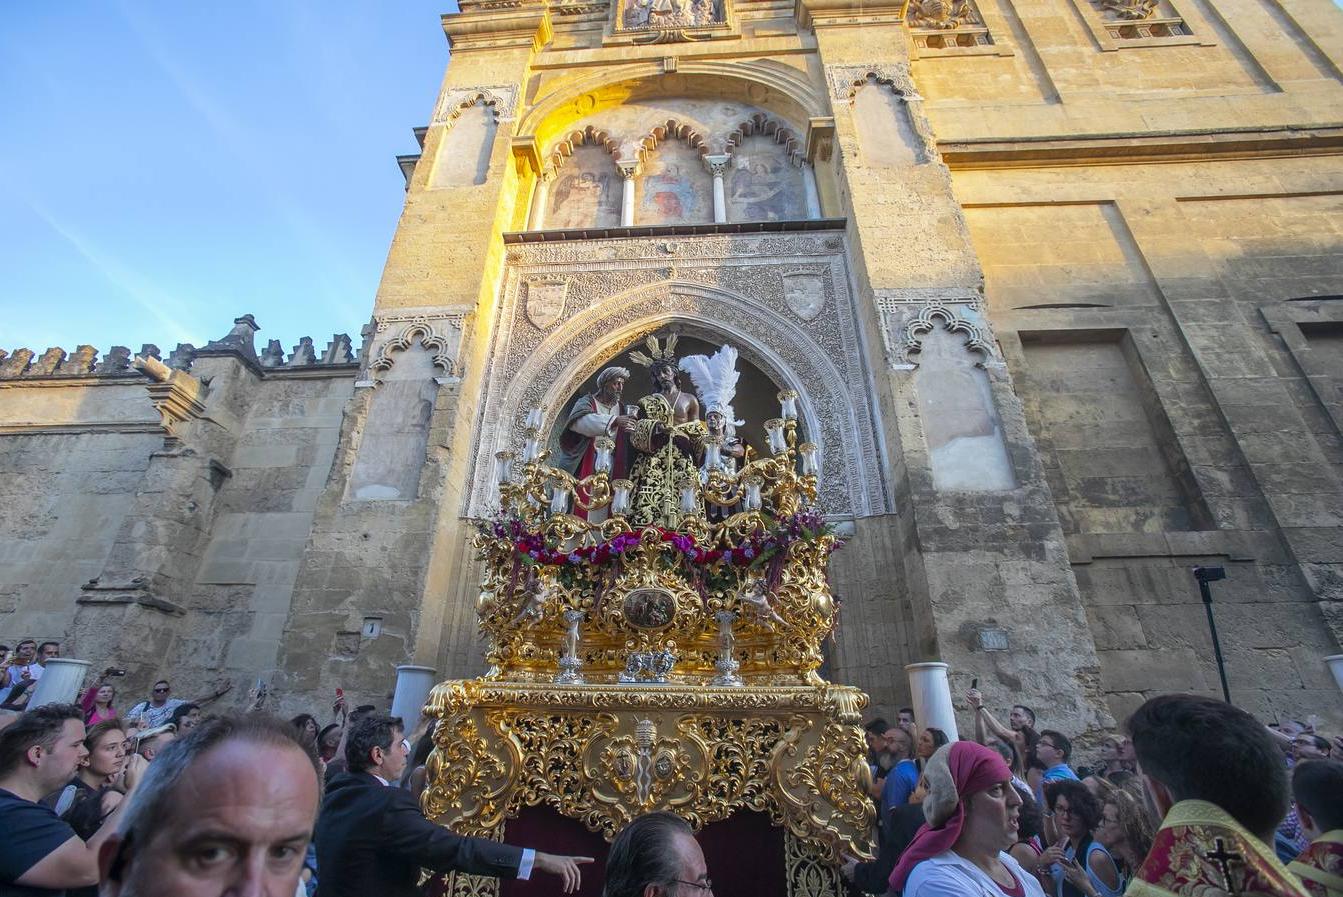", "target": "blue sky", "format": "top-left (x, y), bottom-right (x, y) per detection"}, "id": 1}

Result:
top-left (1, 2), bottom-right (455, 357)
